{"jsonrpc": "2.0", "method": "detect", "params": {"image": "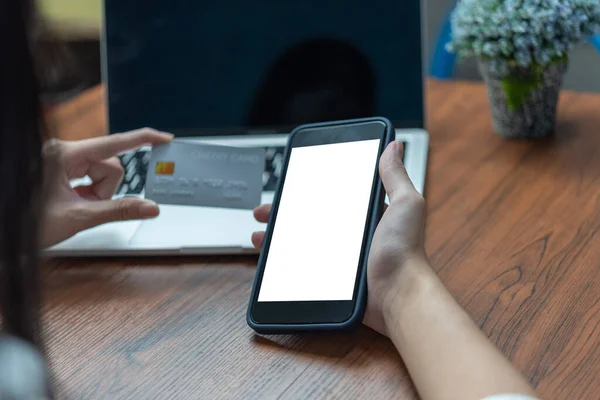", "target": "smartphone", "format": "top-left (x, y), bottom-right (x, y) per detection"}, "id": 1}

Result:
top-left (247, 117), bottom-right (394, 333)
